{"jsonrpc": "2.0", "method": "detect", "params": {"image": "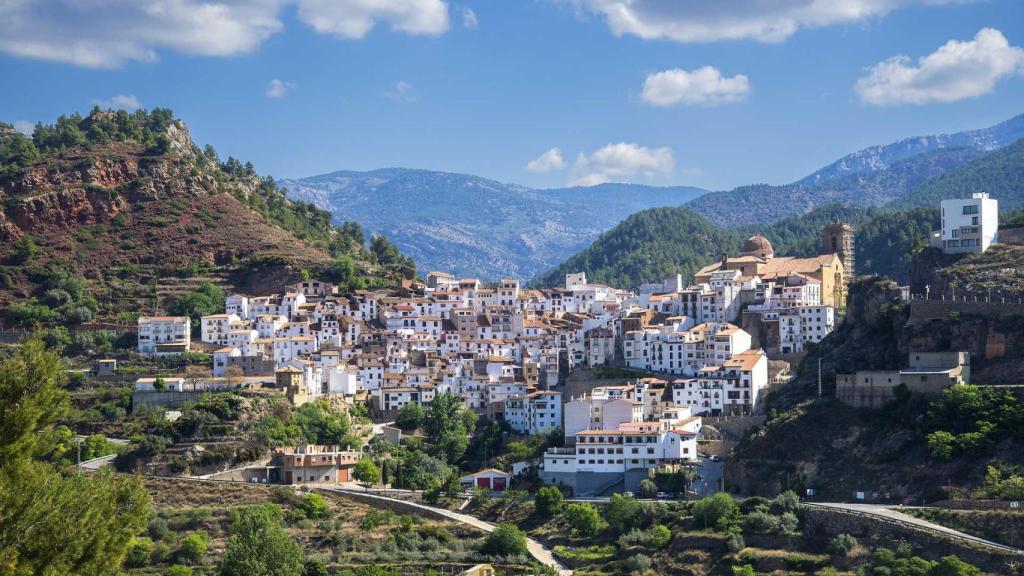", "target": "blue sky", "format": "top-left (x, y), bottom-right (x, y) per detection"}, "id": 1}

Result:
top-left (2, 1), bottom-right (1023, 191)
